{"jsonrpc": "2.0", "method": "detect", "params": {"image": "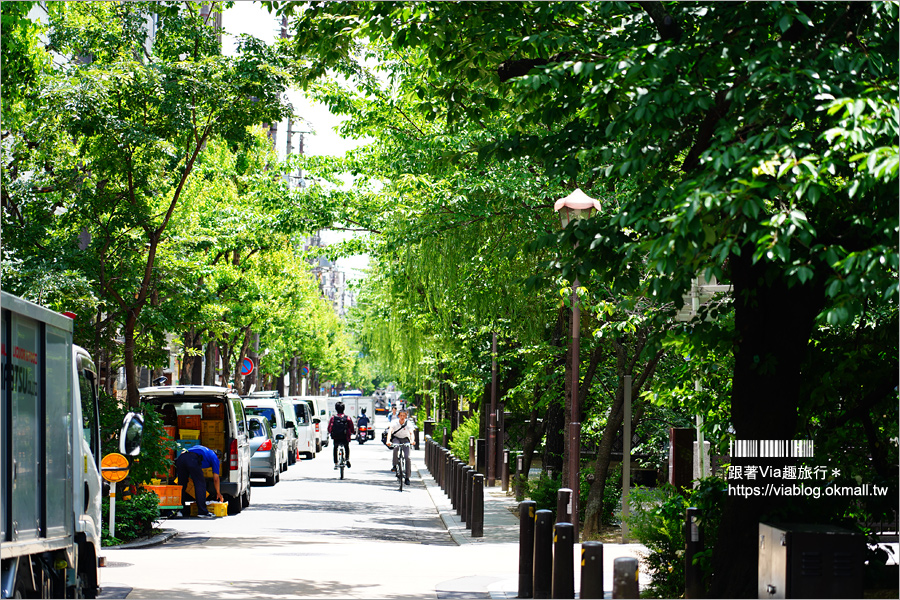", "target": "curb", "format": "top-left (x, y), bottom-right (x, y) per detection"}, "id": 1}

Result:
top-left (104, 528), bottom-right (178, 550)
top-left (416, 463), bottom-right (479, 546)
